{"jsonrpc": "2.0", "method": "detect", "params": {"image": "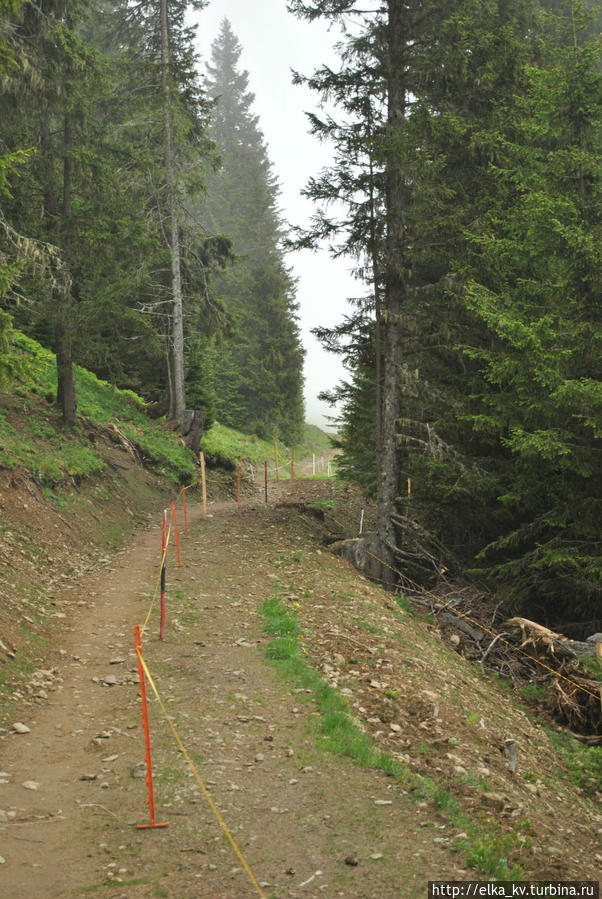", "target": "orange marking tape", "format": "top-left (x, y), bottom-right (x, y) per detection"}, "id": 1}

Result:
top-left (134, 626), bottom-right (168, 830)
top-left (136, 651), bottom-right (266, 898)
